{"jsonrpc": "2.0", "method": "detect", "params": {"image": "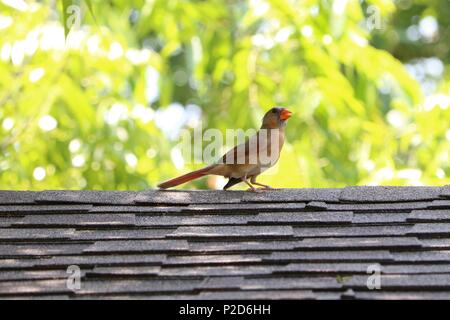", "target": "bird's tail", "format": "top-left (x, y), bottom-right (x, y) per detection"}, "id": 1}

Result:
top-left (157, 165), bottom-right (215, 189)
